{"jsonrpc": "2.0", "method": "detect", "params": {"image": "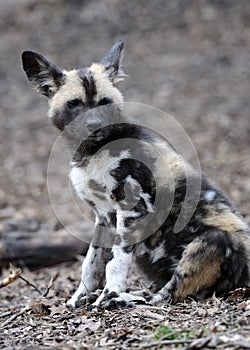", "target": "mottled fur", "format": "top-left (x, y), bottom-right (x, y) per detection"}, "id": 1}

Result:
top-left (22, 40), bottom-right (250, 309)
